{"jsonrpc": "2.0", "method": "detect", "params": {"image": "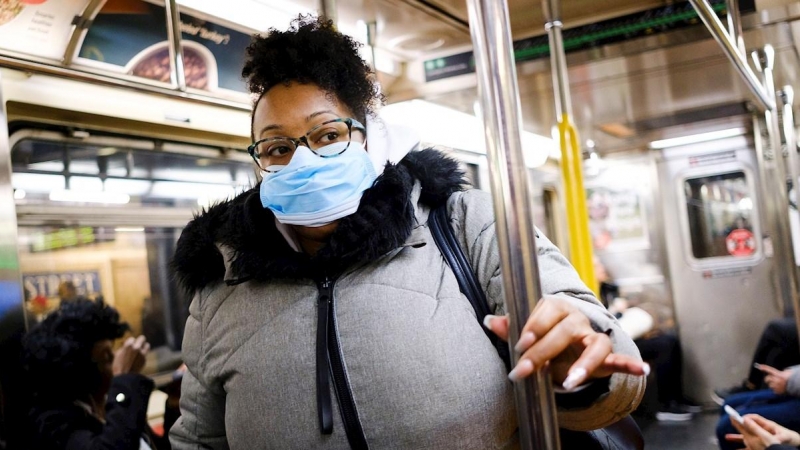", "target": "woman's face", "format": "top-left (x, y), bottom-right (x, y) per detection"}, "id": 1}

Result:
top-left (91, 339), bottom-right (114, 397)
top-left (252, 82), bottom-right (362, 169)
